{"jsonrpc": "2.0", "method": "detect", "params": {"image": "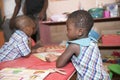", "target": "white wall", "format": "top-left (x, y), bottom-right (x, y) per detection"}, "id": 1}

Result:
top-left (47, 0), bottom-right (116, 18)
top-left (47, 0), bottom-right (80, 18)
top-left (80, 0), bottom-right (116, 10)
